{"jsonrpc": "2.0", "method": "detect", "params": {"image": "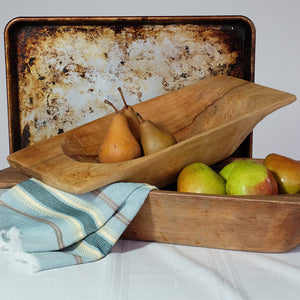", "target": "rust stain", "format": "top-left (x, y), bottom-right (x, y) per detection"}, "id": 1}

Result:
top-left (16, 23), bottom-right (243, 146)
